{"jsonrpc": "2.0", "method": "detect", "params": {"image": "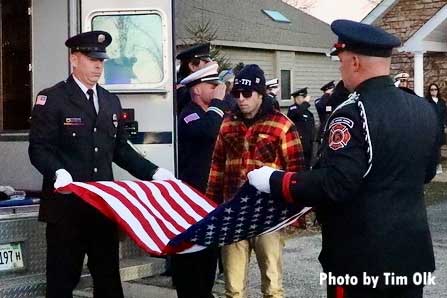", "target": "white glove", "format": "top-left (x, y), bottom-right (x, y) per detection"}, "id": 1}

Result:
top-left (54, 169), bottom-right (73, 194)
top-left (247, 166), bottom-right (277, 194)
top-left (152, 168), bottom-right (176, 180)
